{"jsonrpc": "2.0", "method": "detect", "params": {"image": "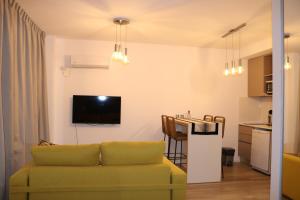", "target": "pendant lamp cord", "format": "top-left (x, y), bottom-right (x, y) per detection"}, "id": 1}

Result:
top-left (125, 25), bottom-right (127, 48)
top-left (115, 24), bottom-right (118, 44)
top-left (225, 37), bottom-right (228, 65)
top-left (119, 24), bottom-right (122, 49)
top-left (286, 37), bottom-right (289, 59)
top-left (232, 34), bottom-right (234, 65)
top-left (239, 31), bottom-right (241, 60)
